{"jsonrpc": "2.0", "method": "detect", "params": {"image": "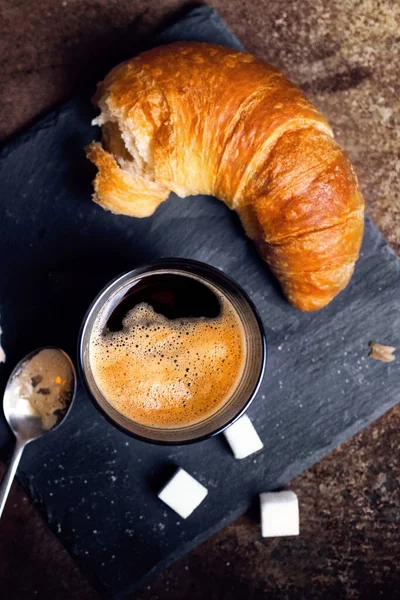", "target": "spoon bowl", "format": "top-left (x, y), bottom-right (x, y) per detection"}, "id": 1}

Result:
top-left (0, 347), bottom-right (76, 517)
